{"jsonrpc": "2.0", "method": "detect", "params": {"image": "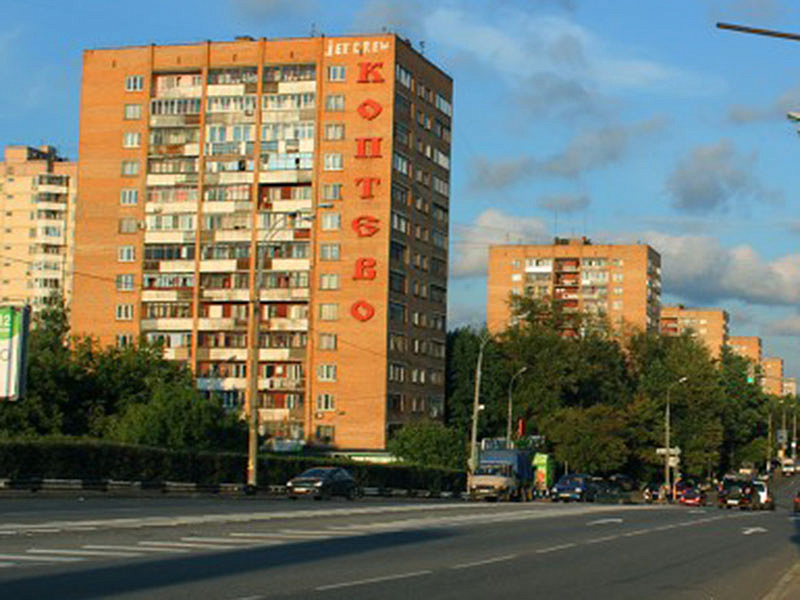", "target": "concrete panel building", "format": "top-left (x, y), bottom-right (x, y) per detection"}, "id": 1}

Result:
top-left (728, 335), bottom-right (762, 364)
top-left (487, 237), bottom-right (661, 335)
top-left (71, 35), bottom-right (451, 450)
top-left (0, 146), bottom-right (77, 310)
top-left (660, 305), bottom-right (729, 358)
top-left (761, 356), bottom-right (785, 396)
